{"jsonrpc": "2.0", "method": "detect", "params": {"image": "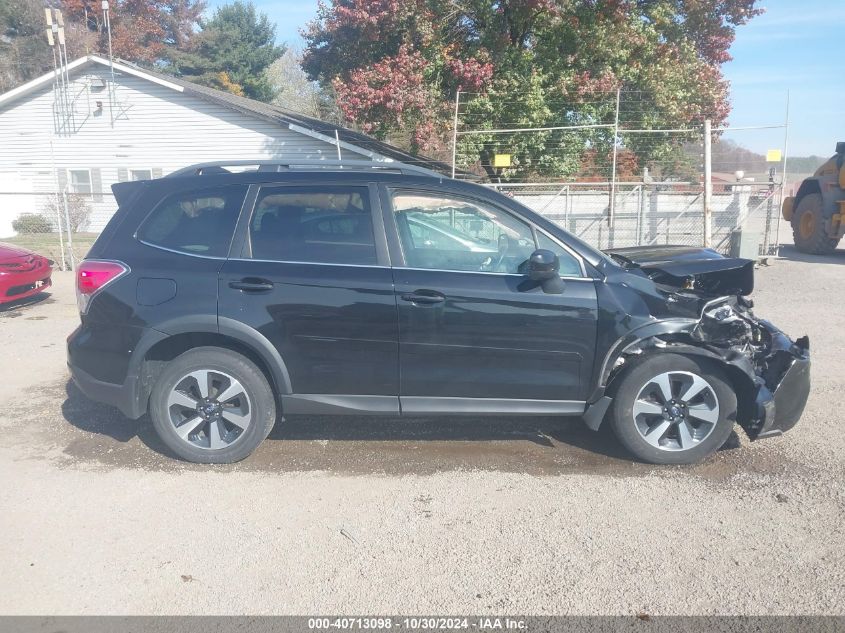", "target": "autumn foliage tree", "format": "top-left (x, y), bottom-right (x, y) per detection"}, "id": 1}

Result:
top-left (61, 0), bottom-right (206, 64)
top-left (303, 0), bottom-right (762, 179)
